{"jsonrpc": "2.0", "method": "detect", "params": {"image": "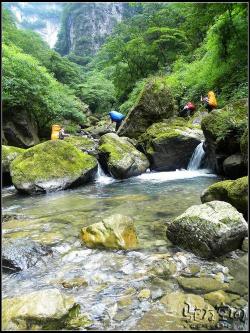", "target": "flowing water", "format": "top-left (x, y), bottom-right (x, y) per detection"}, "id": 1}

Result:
top-left (2, 165), bottom-right (248, 330)
top-left (187, 142), bottom-right (205, 170)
